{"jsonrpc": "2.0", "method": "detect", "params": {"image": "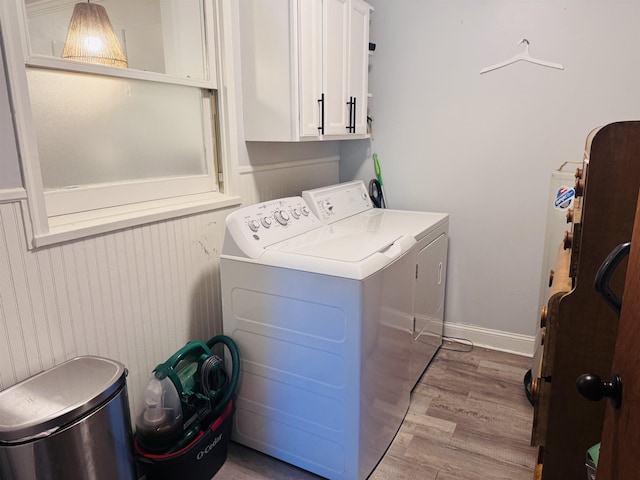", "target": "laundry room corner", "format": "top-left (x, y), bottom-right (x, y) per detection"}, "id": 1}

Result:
top-left (341, 0), bottom-right (640, 356)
